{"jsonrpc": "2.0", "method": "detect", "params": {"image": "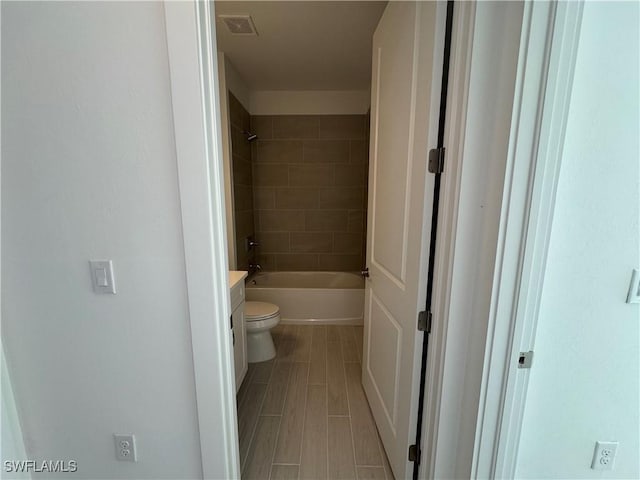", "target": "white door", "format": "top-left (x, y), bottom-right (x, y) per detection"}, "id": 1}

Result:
top-left (363, 2), bottom-right (442, 478)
